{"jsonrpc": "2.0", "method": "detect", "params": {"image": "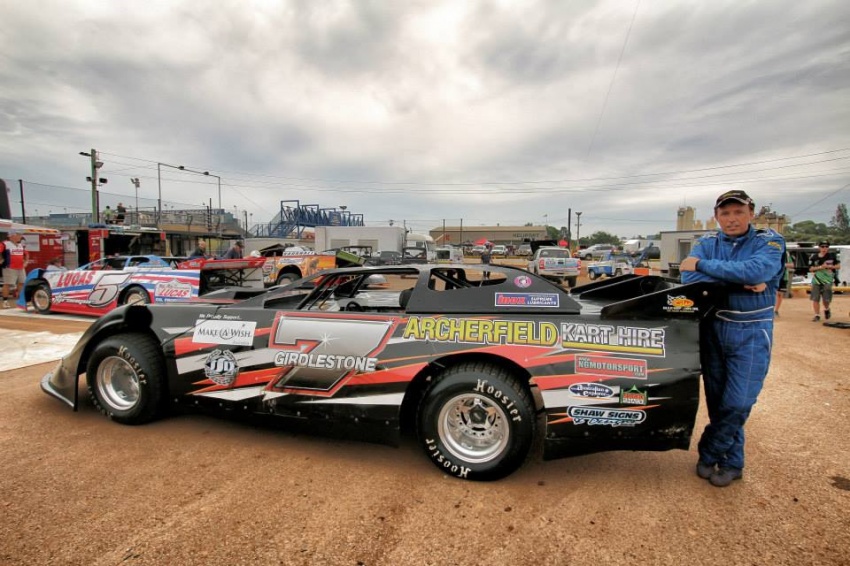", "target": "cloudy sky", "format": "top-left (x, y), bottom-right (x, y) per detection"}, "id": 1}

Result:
top-left (2, 0), bottom-right (849, 238)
